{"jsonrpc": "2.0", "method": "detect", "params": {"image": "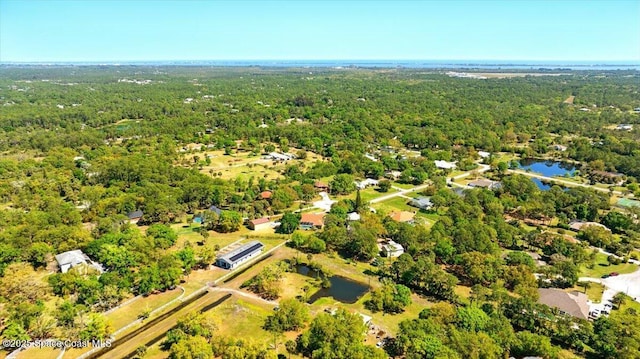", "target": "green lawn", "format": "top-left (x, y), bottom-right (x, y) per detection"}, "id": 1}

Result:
top-left (573, 282), bottom-right (605, 303)
top-left (106, 288), bottom-right (183, 330)
top-left (617, 294), bottom-right (640, 313)
top-left (391, 181), bottom-right (415, 190)
top-left (358, 187), bottom-right (398, 202)
top-left (580, 252), bottom-right (639, 278)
